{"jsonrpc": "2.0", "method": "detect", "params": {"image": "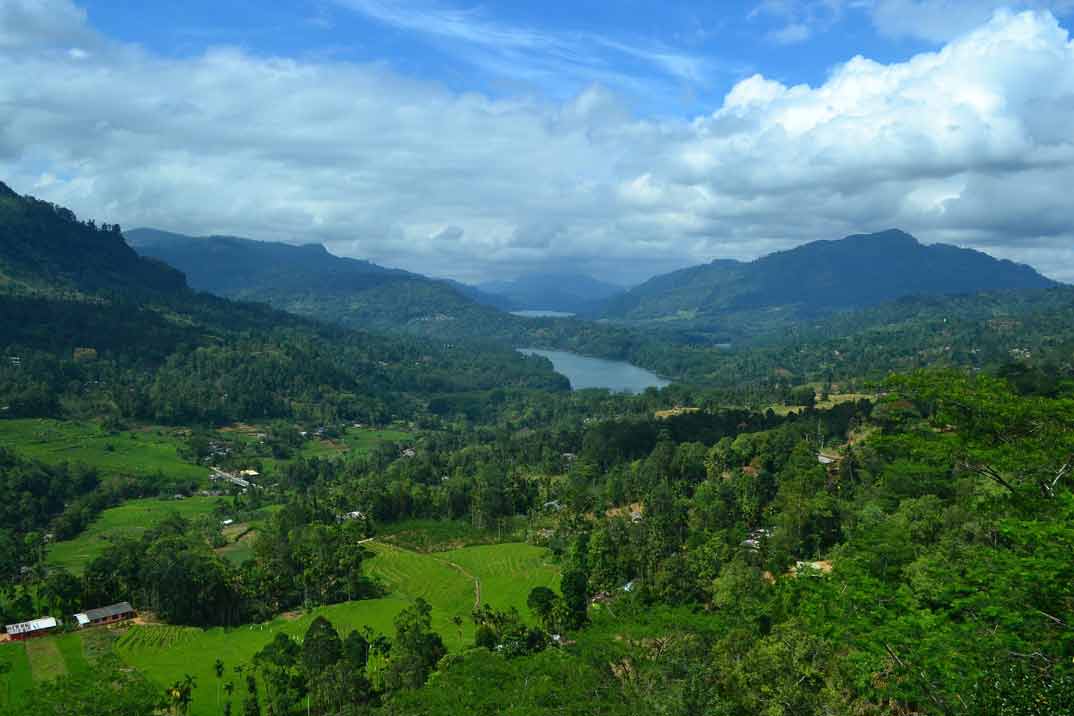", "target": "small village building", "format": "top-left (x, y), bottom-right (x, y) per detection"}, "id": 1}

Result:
top-left (5, 616), bottom-right (59, 641)
top-left (73, 602), bottom-right (135, 629)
